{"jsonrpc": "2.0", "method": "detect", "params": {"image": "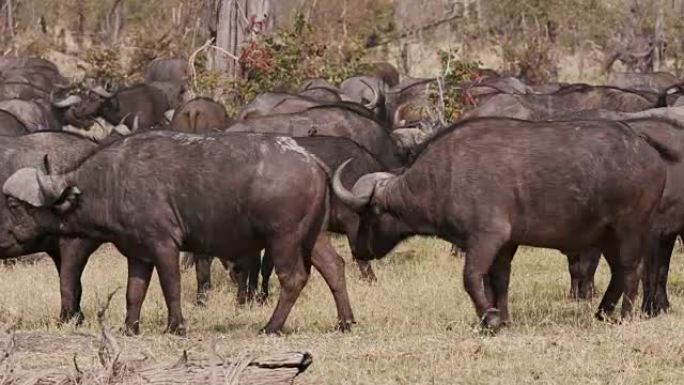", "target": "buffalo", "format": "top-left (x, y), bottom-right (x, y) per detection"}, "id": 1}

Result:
top-left (170, 97), bottom-right (230, 134)
top-left (3, 131), bottom-right (354, 335)
top-left (190, 135), bottom-right (390, 303)
top-left (56, 84), bottom-right (170, 131)
top-left (332, 118), bottom-right (673, 331)
top-left (226, 105), bottom-right (404, 168)
top-left (0, 131), bottom-right (98, 321)
top-left (144, 58), bottom-right (188, 83)
top-left (608, 72), bottom-right (680, 93)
